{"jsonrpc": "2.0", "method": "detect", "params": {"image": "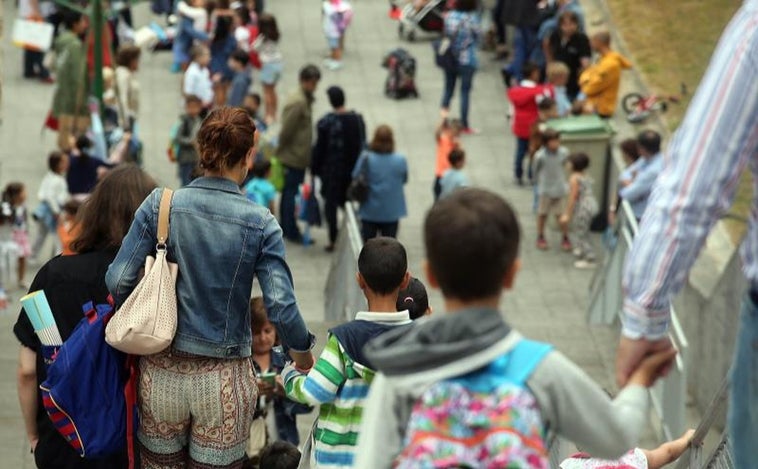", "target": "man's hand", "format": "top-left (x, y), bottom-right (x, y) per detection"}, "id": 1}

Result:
top-left (616, 335), bottom-right (674, 387)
